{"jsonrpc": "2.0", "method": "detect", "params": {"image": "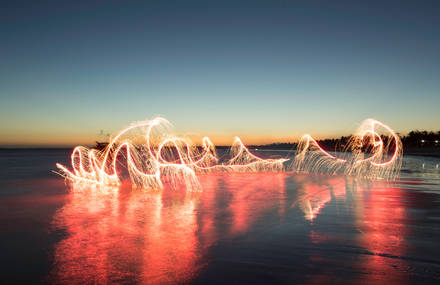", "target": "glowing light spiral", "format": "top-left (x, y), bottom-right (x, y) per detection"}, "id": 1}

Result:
top-left (56, 117), bottom-right (402, 190)
top-left (56, 117), bottom-right (287, 191)
top-left (291, 119), bottom-right (402, 179)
